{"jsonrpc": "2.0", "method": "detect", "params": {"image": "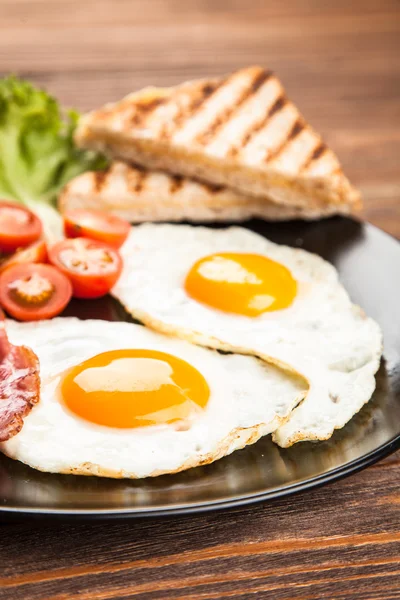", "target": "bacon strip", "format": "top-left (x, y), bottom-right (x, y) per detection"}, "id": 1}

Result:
top-left (0, 316), bottom-right (40, 442)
